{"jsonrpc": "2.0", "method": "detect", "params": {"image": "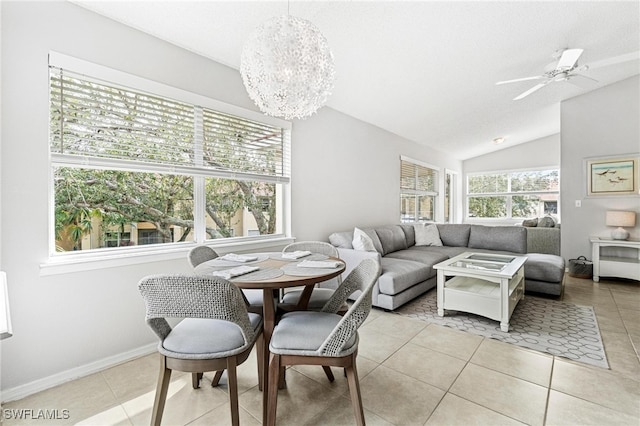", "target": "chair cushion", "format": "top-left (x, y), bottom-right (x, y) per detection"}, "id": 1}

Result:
top-left (269, 311), bottom-right (357, 356)
top-left (161, 313), bottom-right (262, 359)
top-left (281, 288), bottom-right (334, 310)
top-left (242, 289), bottom-right (264, 306)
